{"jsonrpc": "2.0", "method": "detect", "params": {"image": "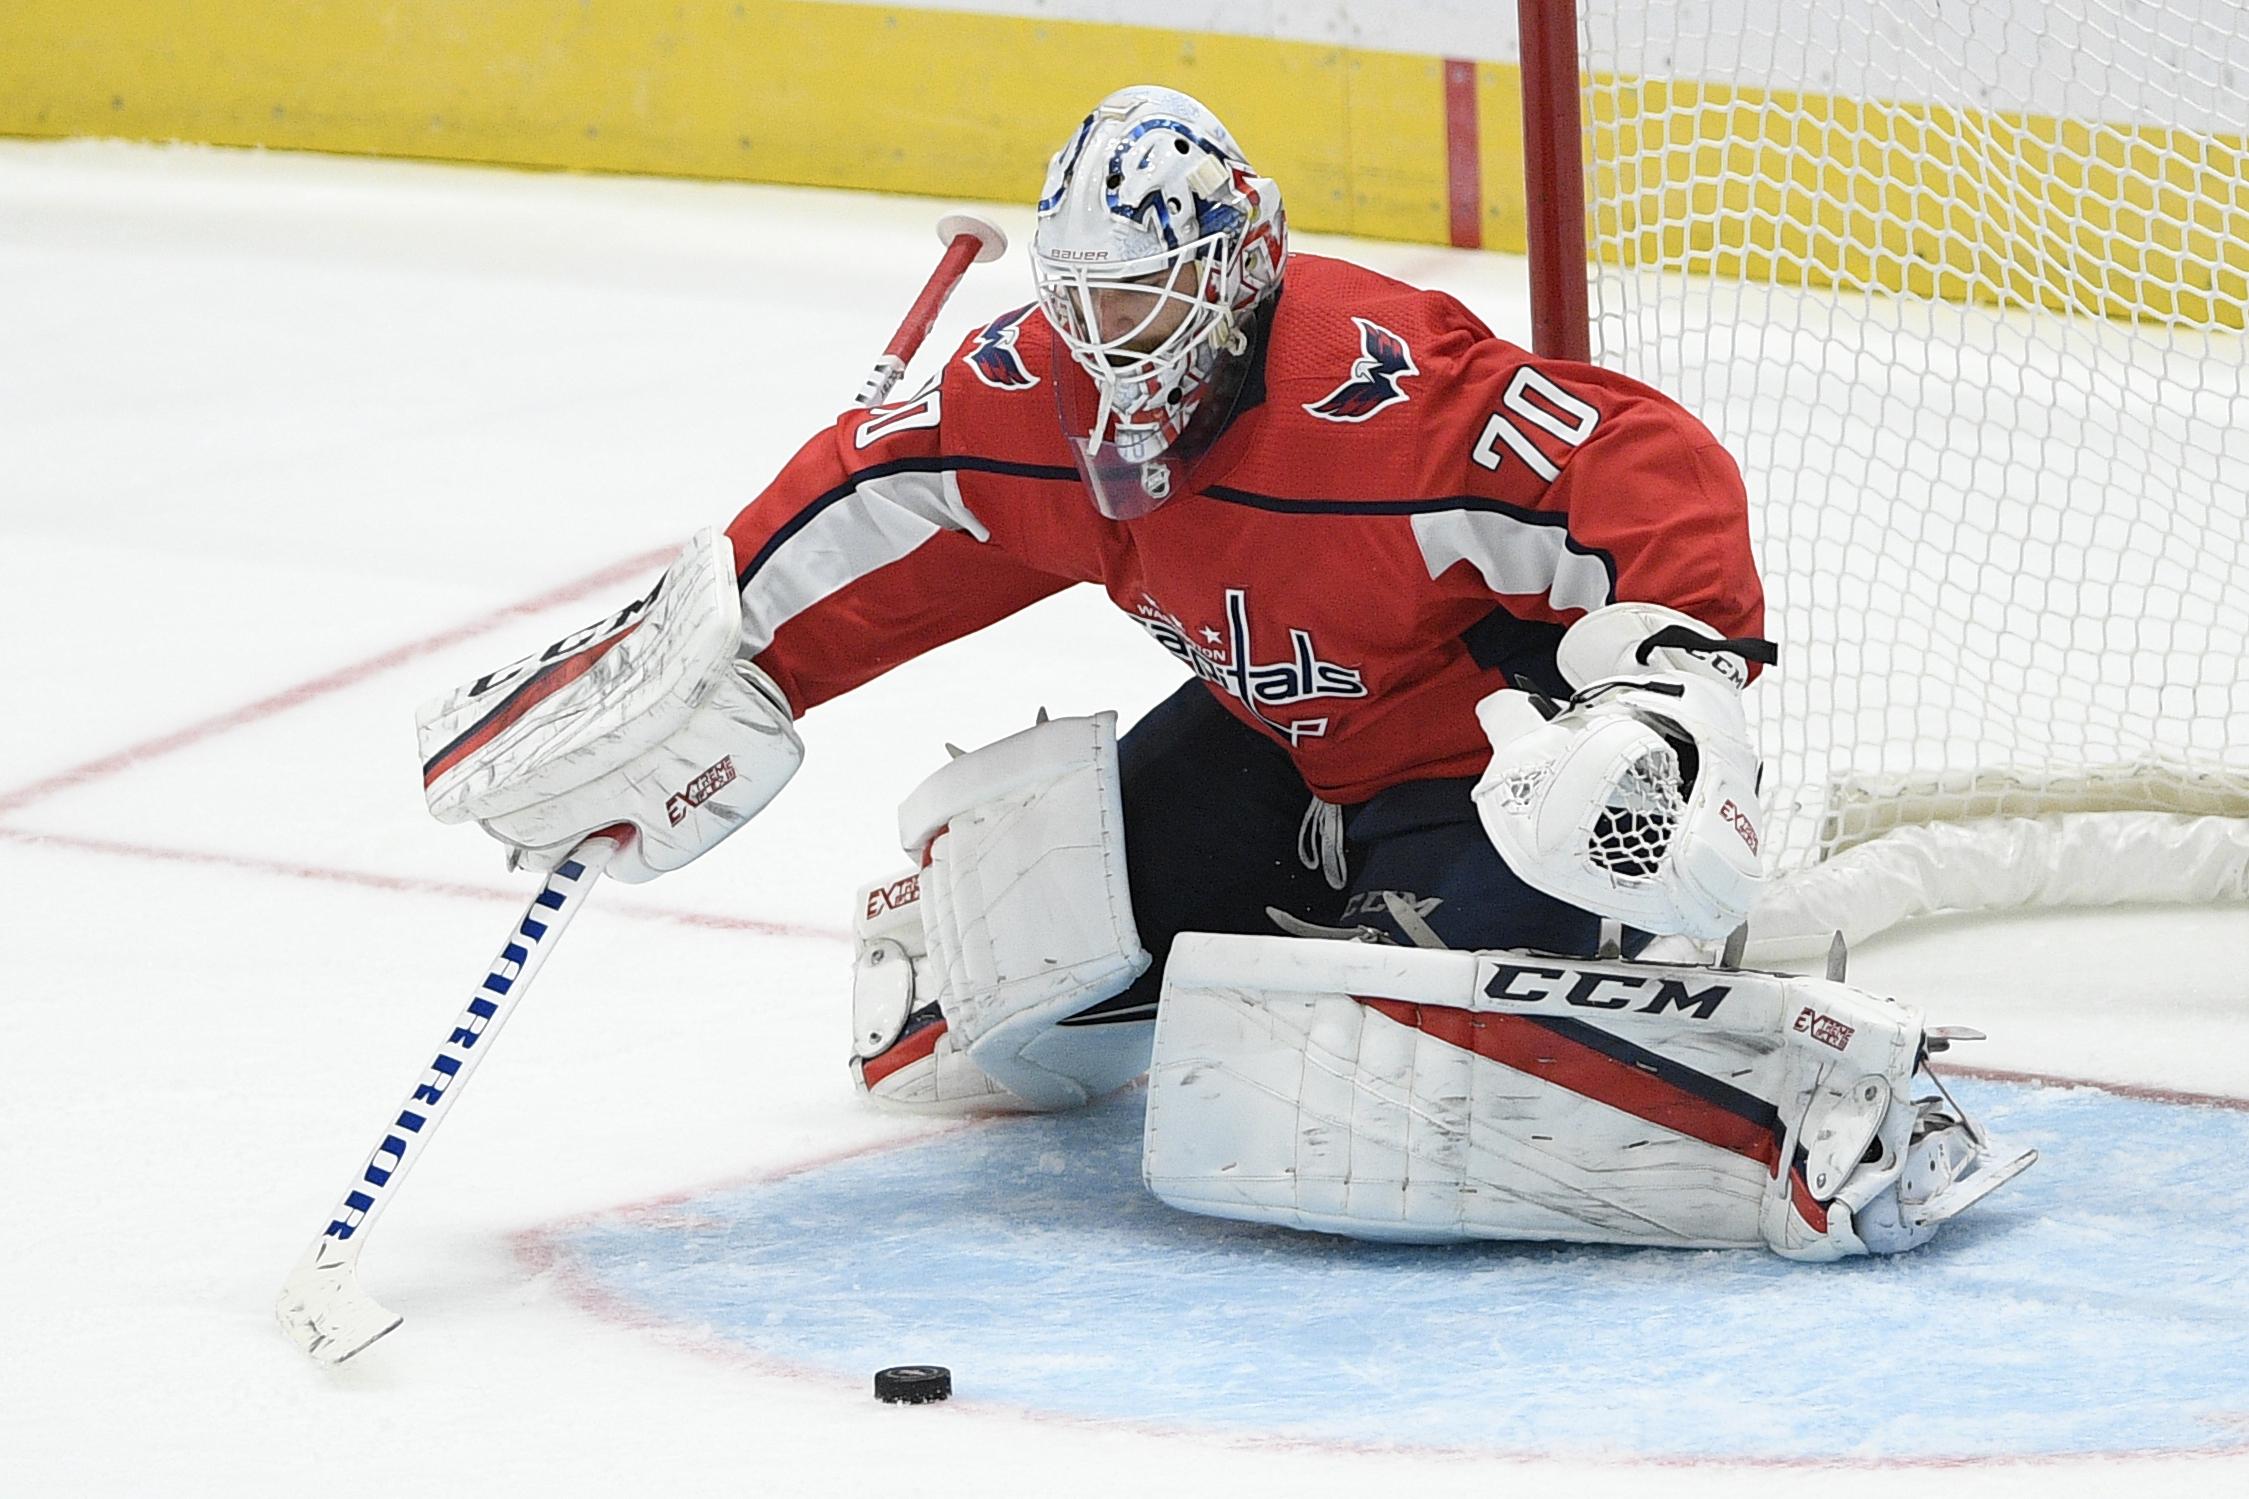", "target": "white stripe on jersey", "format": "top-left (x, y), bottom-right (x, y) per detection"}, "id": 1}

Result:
top-left (739, 468), bottom-right (987, 655)
top-left (1410, 509), bottom-right (1613, 617)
